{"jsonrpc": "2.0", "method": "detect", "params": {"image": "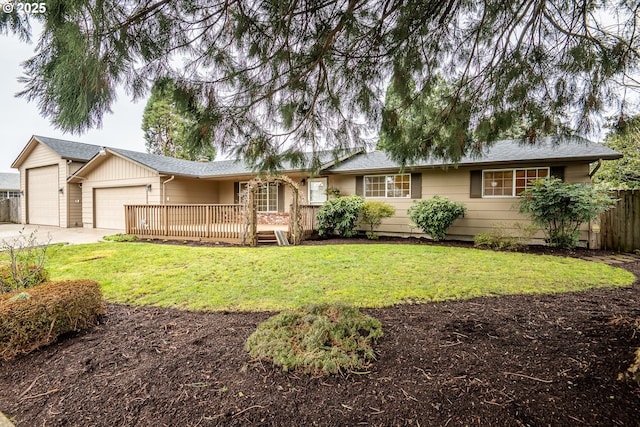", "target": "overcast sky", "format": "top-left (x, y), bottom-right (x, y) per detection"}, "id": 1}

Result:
top-left (0, 30), bottom-right (147, 173)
